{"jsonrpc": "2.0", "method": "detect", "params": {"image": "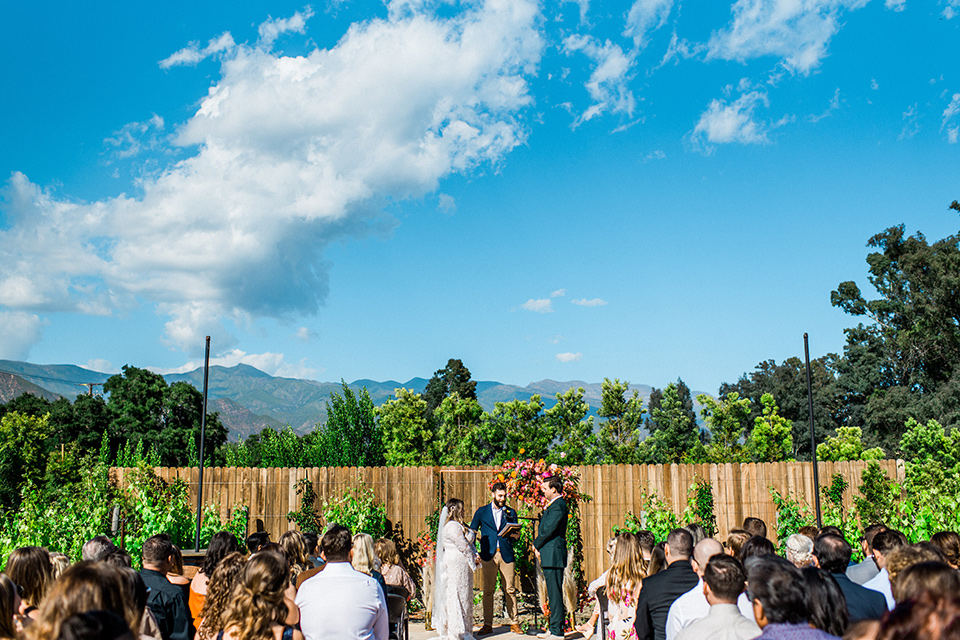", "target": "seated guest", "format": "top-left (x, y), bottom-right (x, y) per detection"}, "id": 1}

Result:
top-left (0, 574), bottom-right (20, 640)
top-left (876, 592), bottom-right (960, 640)
top-left (634, 528), bottom-right (699, 640)
top-left (352, 534), bottom-right (387, 598)
top-left (892, 561), bottom-right (960, 603)
top-left (745, 555), bottom-right (839, 639)
top-left (606, 532), bottom-right (647, 639)
top-left (666, 537), bottom-right (724, 639)
top-left (929, 531), bottom-right (960, 570)
top-left (245, 532), bottom-right (270, 556)
top-left (802, 568), bottom-right (848, 637)
top-left (25, 562), bottom-right (130, 640)
top-left (725, 530), bottom-right (751, 559)
top-left (82, 535), bottom-right (117, 562)
top-left (296, 525), bottom-right (388, 640)
top-left (56, 610), bottom-right (135, 640)
top-left (189, 531), bottom-right (240, 630)
top-left (48, 553), bottom-right (70, 581)
top-left (219, 552), bottom-right (304, 640)
top-left (885, 543), bottom-right (947, 604)
top-left (373, 538), bottom-right (416, 598)
top-left (304, 533), bottom-right (322, 569)
top-left (684, 524), bottom-right (707, 547)
top-left (196, 552), bottom-right (246, 640)
top-left (862, 530), bottom-right (906, 609)
top-left (279, 531), bottom-right (312, 584)
top-left (648, 543), bottom-right (668, 576)
top-left (676, 555), bottom-right (759, 640)
top-left (785, 534), bottom-right (815, 568)
top-left (742, 518), bottom-right (767, 540)
top-left (847, 524), bottom-right (887, 585)
top-left (739, 537), bottom-right (775, 564)
top-left (637, 531), bottom-right (656, 562)
top-left (139, 535), bottom-right (194, 640)
top-left (819, 526), bottom-right (844, 539)
top-left (116, 567), bottom-right (156, 640)
top-left (166, 546), bottom-right (191, 595)
top-left (798, 526), bottom-right (820, 541)
top-left (578, 537), bottom-right (618, 637)
top-left (7, 547), bottom-right (52, 622)
top-left (814, 534), bottom-right (887, 623)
